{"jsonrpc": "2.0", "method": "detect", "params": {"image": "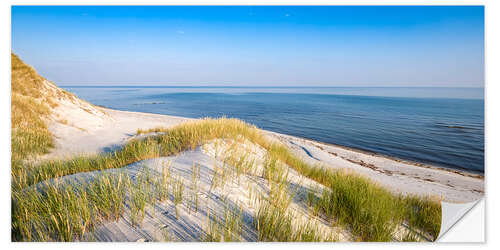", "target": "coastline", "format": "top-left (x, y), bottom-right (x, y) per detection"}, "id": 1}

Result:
top-left (267, 131), bottom-right (483, 203)
top-left (268, 131), bottom-right (484, 179)
top-left (46, 103), bottom-right (484, 203)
